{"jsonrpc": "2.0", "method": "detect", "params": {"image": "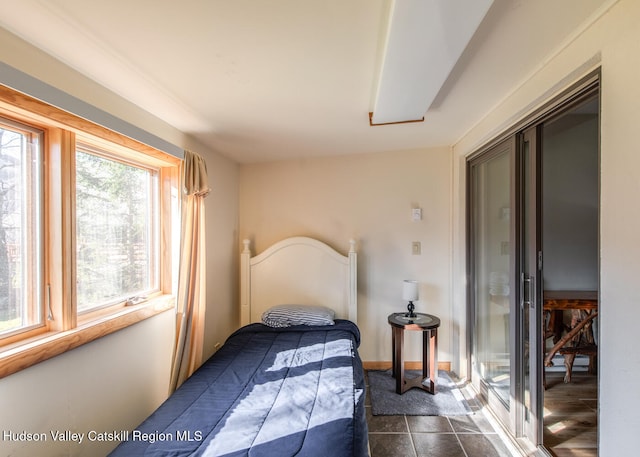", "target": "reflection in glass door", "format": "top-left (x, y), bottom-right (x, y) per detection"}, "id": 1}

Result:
top-left (469, 137), bottom-right (515, 432)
